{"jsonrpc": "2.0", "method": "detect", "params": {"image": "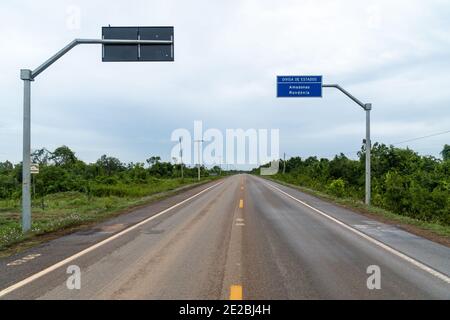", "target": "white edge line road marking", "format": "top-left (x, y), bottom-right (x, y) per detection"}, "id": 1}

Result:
top-left (264, 181), bottom-right (450, 285)
top-left (0, 181), bottom-right (224, 298)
